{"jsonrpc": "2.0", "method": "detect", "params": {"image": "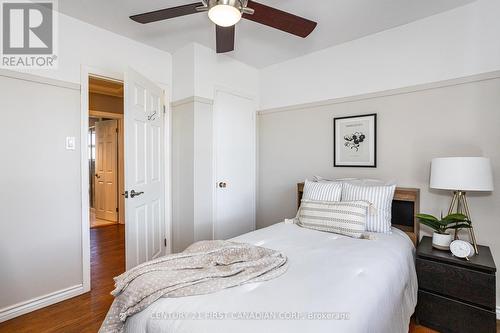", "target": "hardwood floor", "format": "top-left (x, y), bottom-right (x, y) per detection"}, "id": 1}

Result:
top-left (0, 225), bottom-right (125, 333)
top-left (90, 209), bottom-right (118, 228)
top-left (0, 225), bottom-right (497, 332)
